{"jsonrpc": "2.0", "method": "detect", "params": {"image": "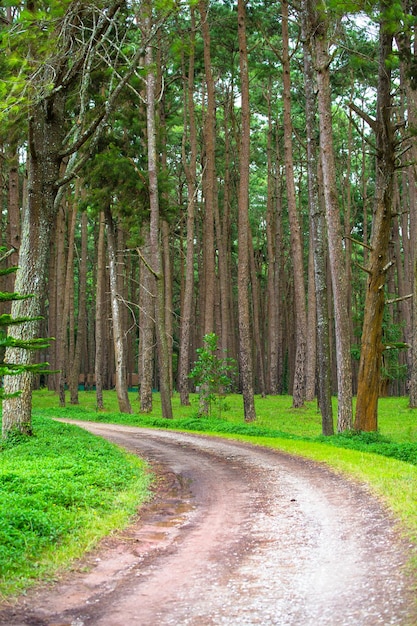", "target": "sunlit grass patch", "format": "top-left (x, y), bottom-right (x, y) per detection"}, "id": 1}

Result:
top-left (0, 415), bottom-right (152, 597)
